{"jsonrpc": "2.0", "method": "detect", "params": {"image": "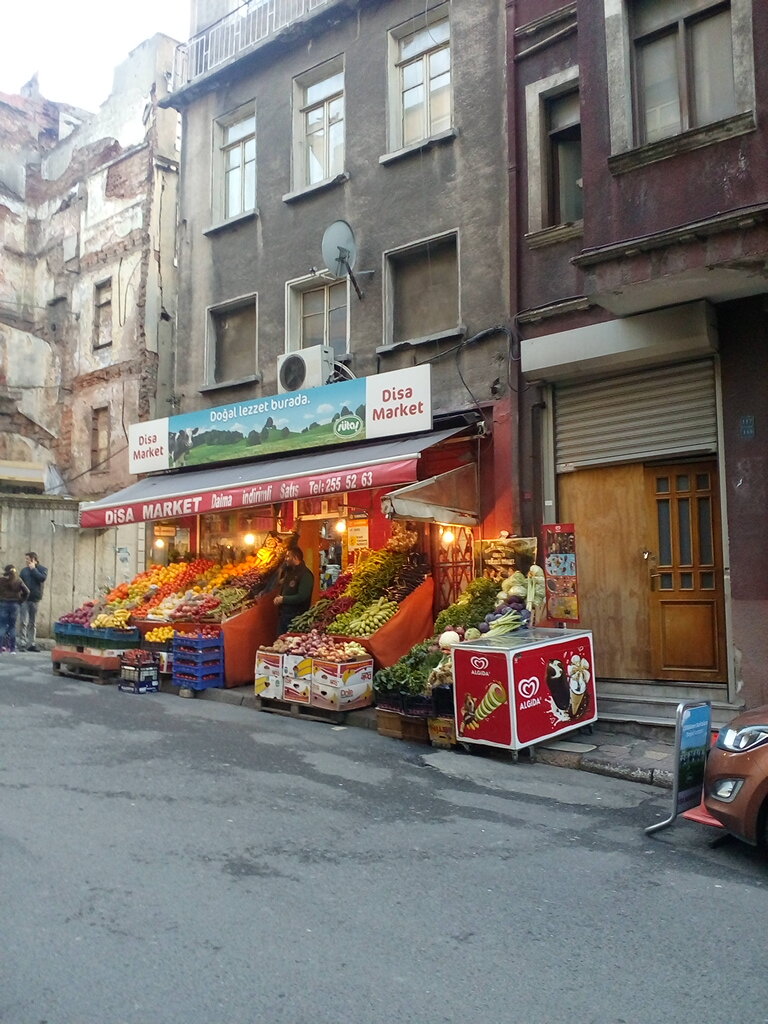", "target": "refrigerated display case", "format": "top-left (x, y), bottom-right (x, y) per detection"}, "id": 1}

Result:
top-left (452, 628), bottom-right (597, 751)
